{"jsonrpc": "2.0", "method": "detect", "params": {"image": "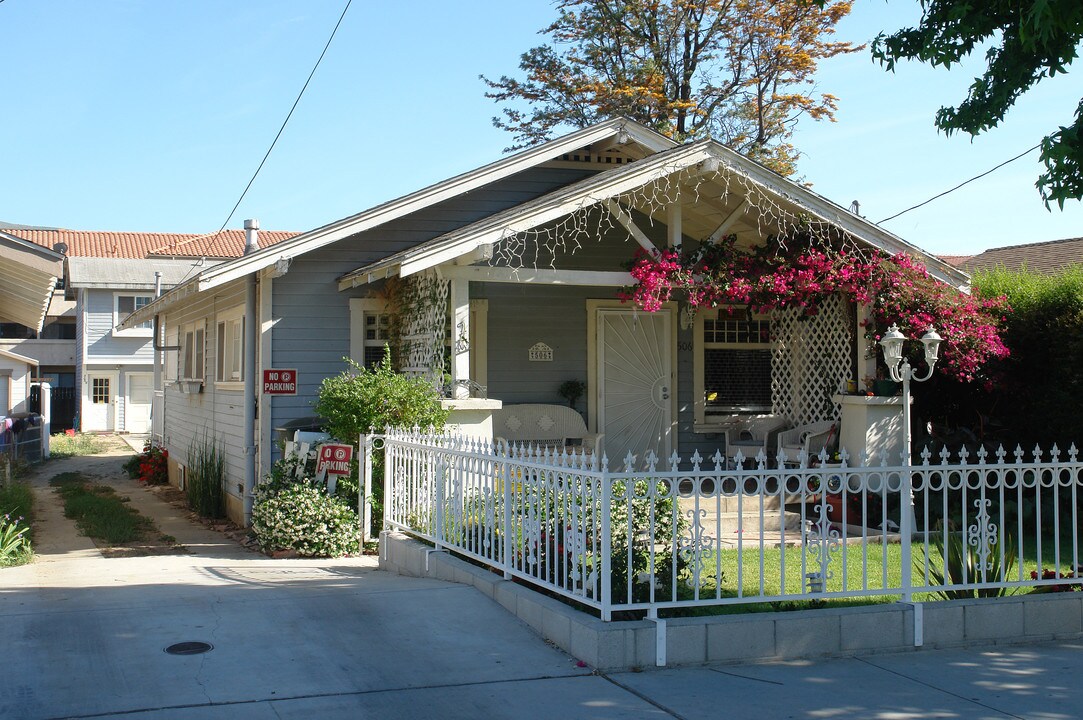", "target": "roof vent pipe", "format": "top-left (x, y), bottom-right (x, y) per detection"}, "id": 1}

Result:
top-left (244, 218), bottom-right (260, 255)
